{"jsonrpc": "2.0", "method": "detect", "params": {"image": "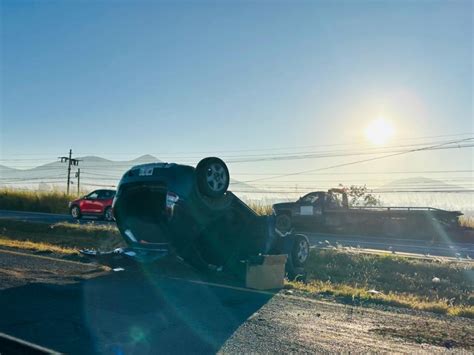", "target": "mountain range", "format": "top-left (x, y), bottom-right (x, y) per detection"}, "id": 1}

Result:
top-left (0, 156), bottom-right (470, 194)
top-left (0, 155), bottom-right (258, 192)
